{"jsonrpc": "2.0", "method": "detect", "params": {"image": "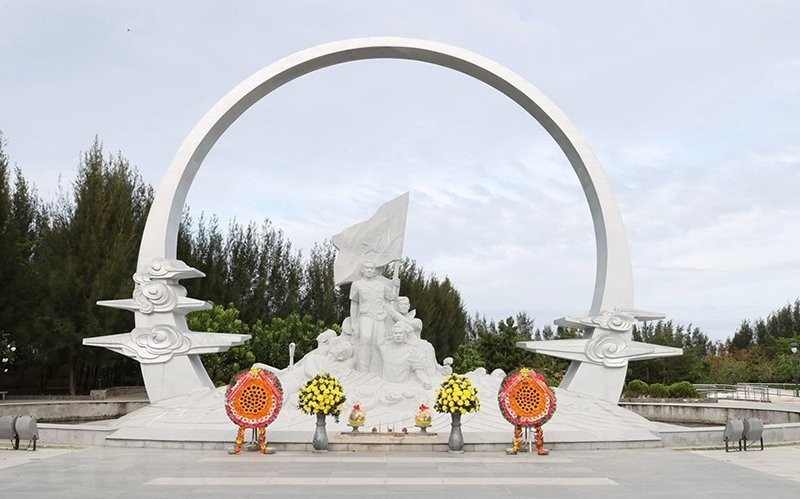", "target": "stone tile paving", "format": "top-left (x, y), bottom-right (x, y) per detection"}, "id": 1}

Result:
top-left (0, 445), bottom-right (798, 497)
